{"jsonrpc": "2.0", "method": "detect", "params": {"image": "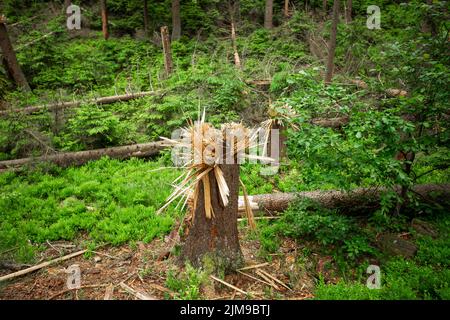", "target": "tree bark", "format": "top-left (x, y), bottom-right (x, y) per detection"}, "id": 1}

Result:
top-left (228, 3), bottom-right (241, 70)
top-left (180, 163), bottom-right (244, 273)
top-left (269, 120), bottom-right (286, 160)
top-left (161, 26), bottom-right (173, 76)
top-left (0, 91), bottom-right (162, 117)
top-left (240, 184), bottom-right (450, 215)
top-left (171, 0), bottom-right (181, 41)
top-left (322, 0), bottom-right (327, 15)
top-left (324, 0), bottom-right (339, 85)
top-left (422, 0), bottom-right (437, 36)
top-left (0, 142), bottom-right (165, 171)
top-left (284, 0), bottom-right (290, 18)
top-left (345, 0), bottom-right (352, 23)
top-left (100, 0), bottom-right (109, 40)
top-left (264, 0), bottom-right (273, 29)
top-left (143, 0), bottom-right (150, 35)
top-left (0, 16), bottom-right (30, 91)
